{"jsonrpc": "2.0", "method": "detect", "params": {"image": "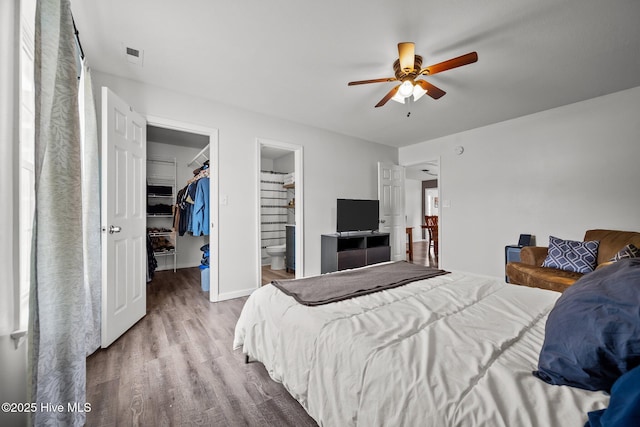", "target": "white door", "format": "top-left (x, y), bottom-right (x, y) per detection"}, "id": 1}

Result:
top-left (101, 87), bottom-right (147, 347)
top-left (378, 162), bottom-right (406, 261)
